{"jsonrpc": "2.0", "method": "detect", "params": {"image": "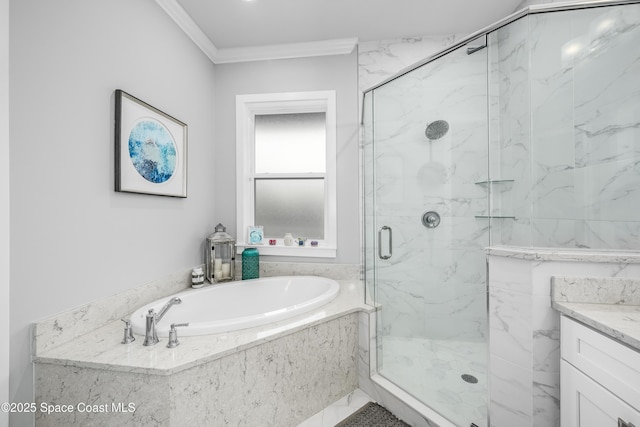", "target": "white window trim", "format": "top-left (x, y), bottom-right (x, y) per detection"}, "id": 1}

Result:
top-left (236, 91), bottom-right (337, 258)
